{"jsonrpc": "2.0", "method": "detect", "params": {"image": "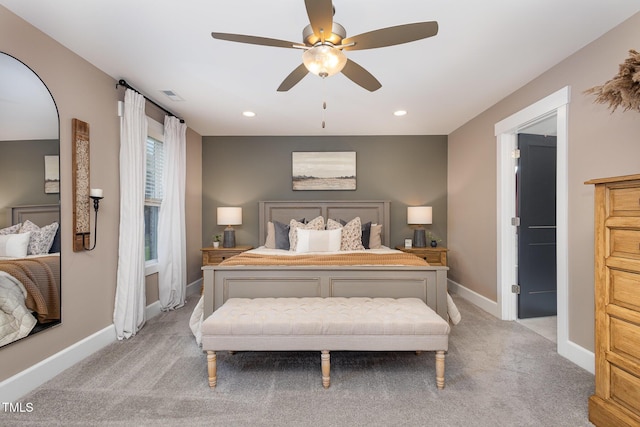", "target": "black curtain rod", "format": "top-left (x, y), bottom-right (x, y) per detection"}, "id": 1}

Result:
top-left (116, 79), bottom-right (185, 123)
